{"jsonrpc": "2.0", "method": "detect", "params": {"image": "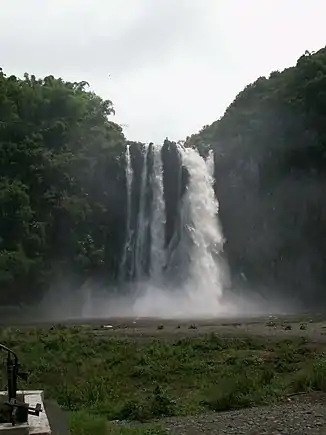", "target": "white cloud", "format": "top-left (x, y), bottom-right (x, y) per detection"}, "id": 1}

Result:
top-left (1, 0), bottom-right (326, 143)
